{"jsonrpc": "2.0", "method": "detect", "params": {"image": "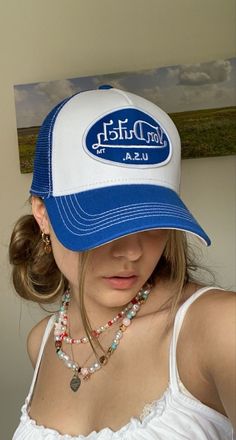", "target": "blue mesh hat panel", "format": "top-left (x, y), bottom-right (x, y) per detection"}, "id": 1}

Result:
top-left (30, 98), bottom-right (70, 198)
